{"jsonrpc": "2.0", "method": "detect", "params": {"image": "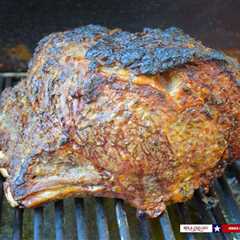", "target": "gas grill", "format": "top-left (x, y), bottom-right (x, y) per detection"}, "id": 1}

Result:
top-left (0, 73), bottom-right (240, 240)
